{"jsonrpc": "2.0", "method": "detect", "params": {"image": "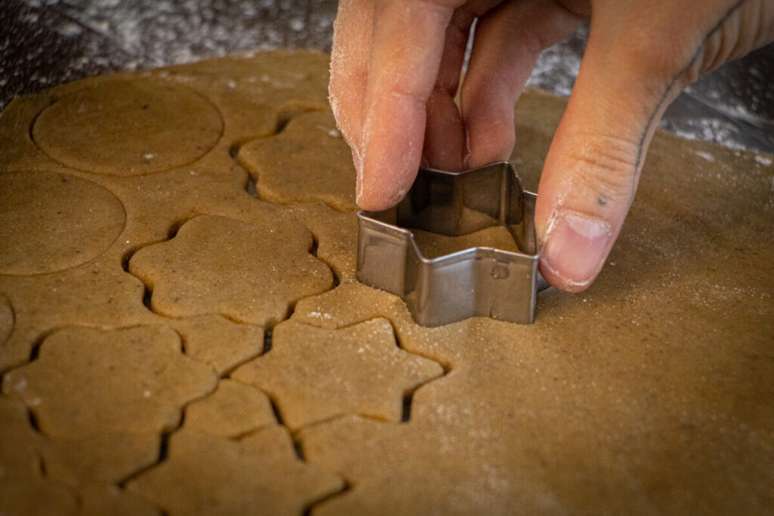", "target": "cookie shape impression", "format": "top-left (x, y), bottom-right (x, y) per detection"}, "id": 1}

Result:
top-left (231, 319), bottom-right (443, 429)
top-left (129, 215), bottom-right (334, 326)
top-left (0, 172), bottom-right (125, 275)
top-left (238, 111), bottom-right (357, 211)
top-left (2, 326), bottom-right (217, 438)
top-left (33, 78), bottom-right (222, 175)
top-left (127, 426), bottom-right (343, 516)
top-left (357, 161), bottom-right (546, 326)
